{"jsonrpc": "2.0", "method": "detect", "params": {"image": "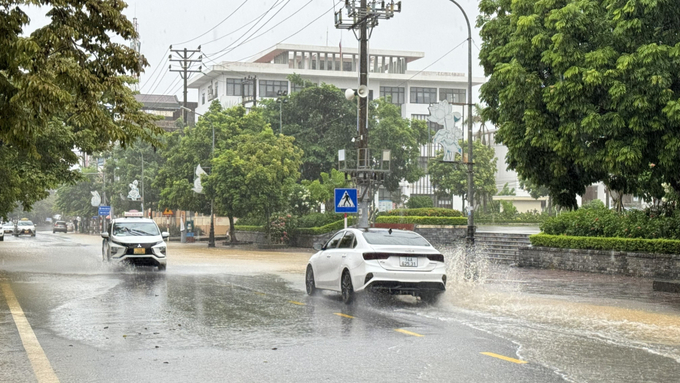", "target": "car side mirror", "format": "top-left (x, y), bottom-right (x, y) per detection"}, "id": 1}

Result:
top-left (161, 232), bottom-right (170, 239)
top-left (101, 232), bottom-right (109, 239)
top-left (313, 243), bottom-right (323, 251)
